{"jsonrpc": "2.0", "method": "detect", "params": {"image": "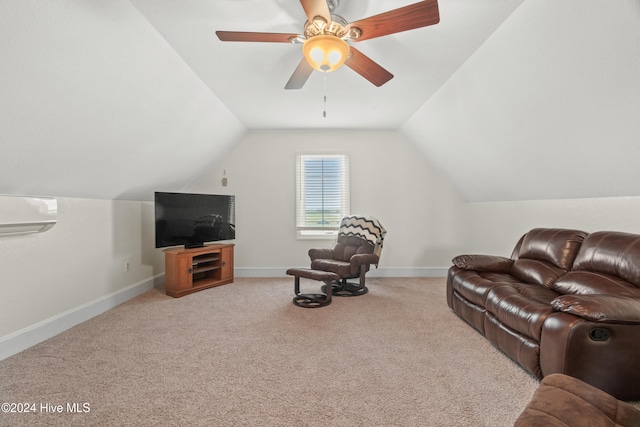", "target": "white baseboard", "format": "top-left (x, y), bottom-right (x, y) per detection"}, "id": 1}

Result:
top-left (0, 275), bottom-right (164, 361)
top-left (234, 267), bottom-right (449, 278)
